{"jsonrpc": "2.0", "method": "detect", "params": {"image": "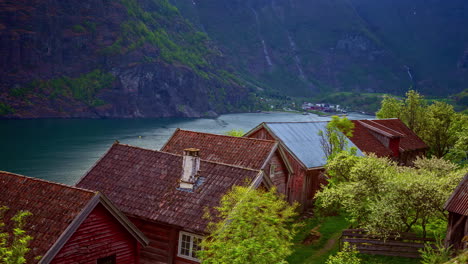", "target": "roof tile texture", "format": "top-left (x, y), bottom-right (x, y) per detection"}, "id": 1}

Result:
top-left (445, 174), bottom-right (468, 216)
top-left (77, 144), bottom-right (260, 233)
top-left (161, 129), bottom-right (277, 170)
top-left (0, 171), bottom-right (96, 262)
